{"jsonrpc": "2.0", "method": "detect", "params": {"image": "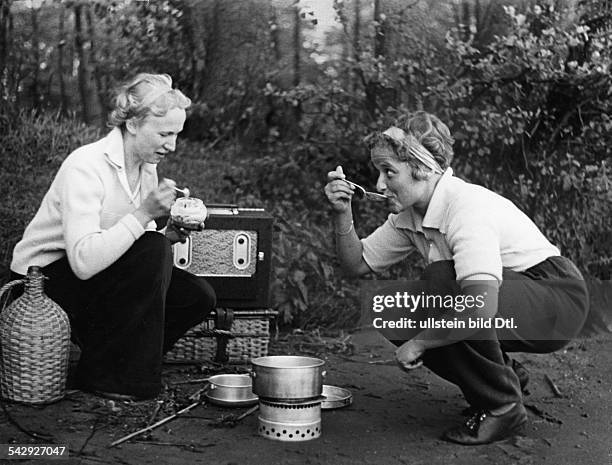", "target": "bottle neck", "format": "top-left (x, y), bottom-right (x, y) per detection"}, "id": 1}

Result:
top-left (24, 274), bottom-right (45, 298)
